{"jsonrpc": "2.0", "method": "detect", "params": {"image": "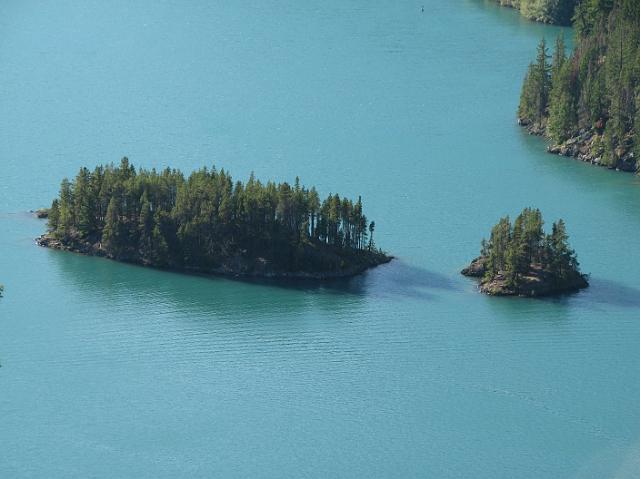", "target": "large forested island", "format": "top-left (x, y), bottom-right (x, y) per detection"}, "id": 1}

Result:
top-left (518, 0), bottom-right (640, 172)
top-left (37, 158), bottom-right (391, 279)
top-left (462, 208), bottom-right (588, 297)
